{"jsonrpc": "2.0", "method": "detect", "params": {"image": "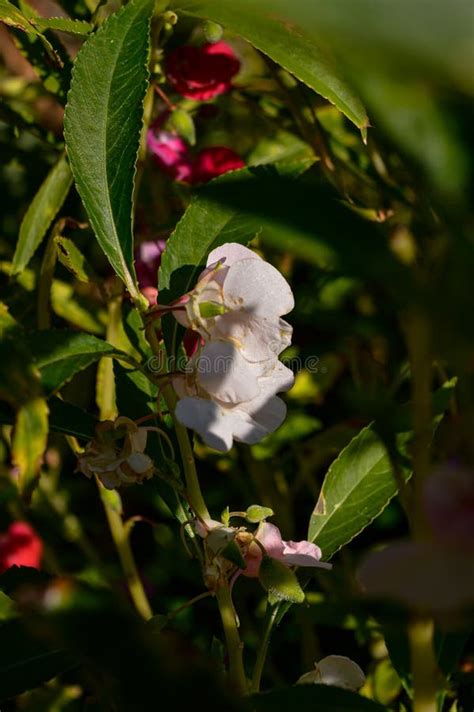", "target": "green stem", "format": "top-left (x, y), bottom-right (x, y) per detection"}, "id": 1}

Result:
top-left (216, 585), bottom-right (248, 695)
top-left (251, 604), bottom-right (279, 693)
top-left (408, 617), bottom-right (439, 712)
top-left (37, 230), bottom-right (57, 330)
top-left (144, 321), bottom-right (209, 521)
top-left (98, 480), bottom-right (153, 621)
